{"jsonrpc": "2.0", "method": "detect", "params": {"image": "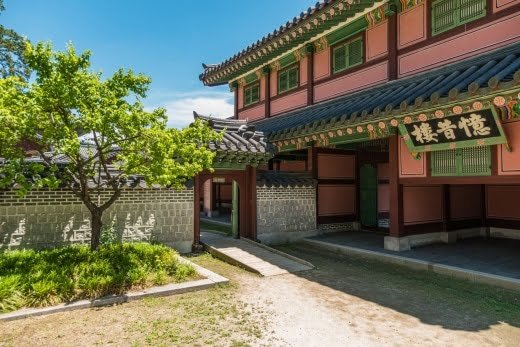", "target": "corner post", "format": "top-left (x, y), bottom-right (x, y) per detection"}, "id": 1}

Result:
top-left (192, 174), bottom-right (203, 252)
top-left (306, 44), bottom-right (315, 106)
top-left (385, 135), bottom-right (406, 250)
